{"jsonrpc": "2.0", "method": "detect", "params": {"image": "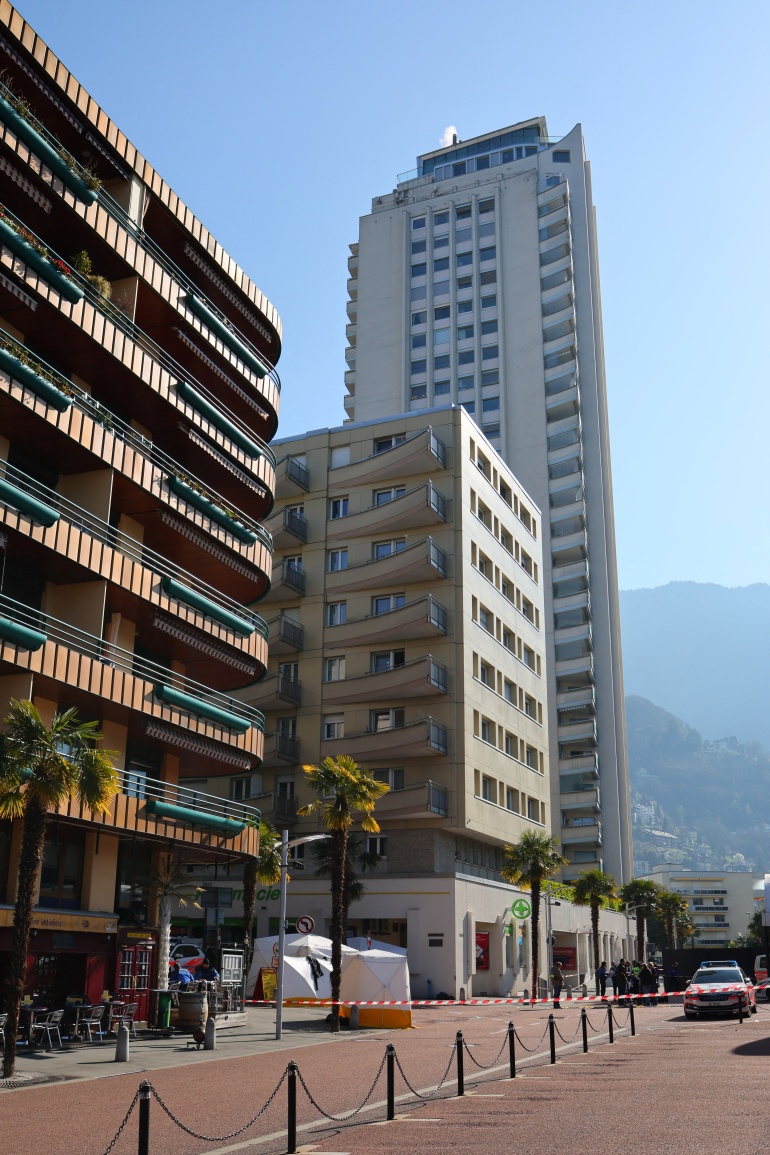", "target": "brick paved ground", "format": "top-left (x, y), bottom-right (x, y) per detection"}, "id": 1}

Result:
top-left (2, 1001), bottom-right (767, 1154)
